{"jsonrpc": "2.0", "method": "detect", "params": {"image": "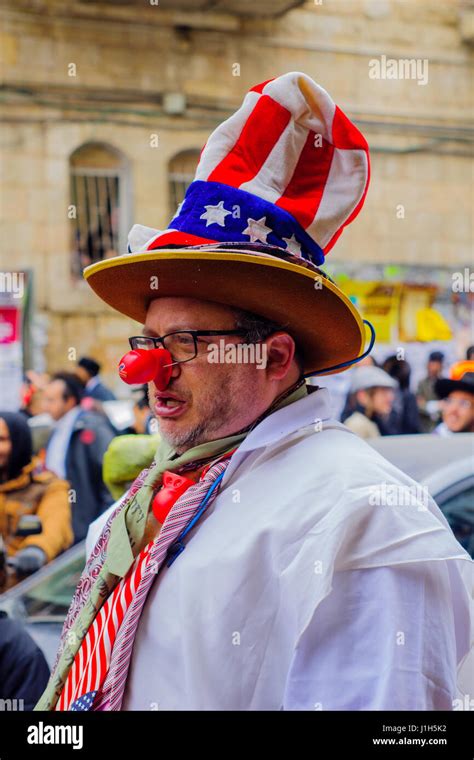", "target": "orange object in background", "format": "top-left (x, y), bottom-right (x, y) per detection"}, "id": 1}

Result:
top-left (449, 361), bottom-right (474, 381)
